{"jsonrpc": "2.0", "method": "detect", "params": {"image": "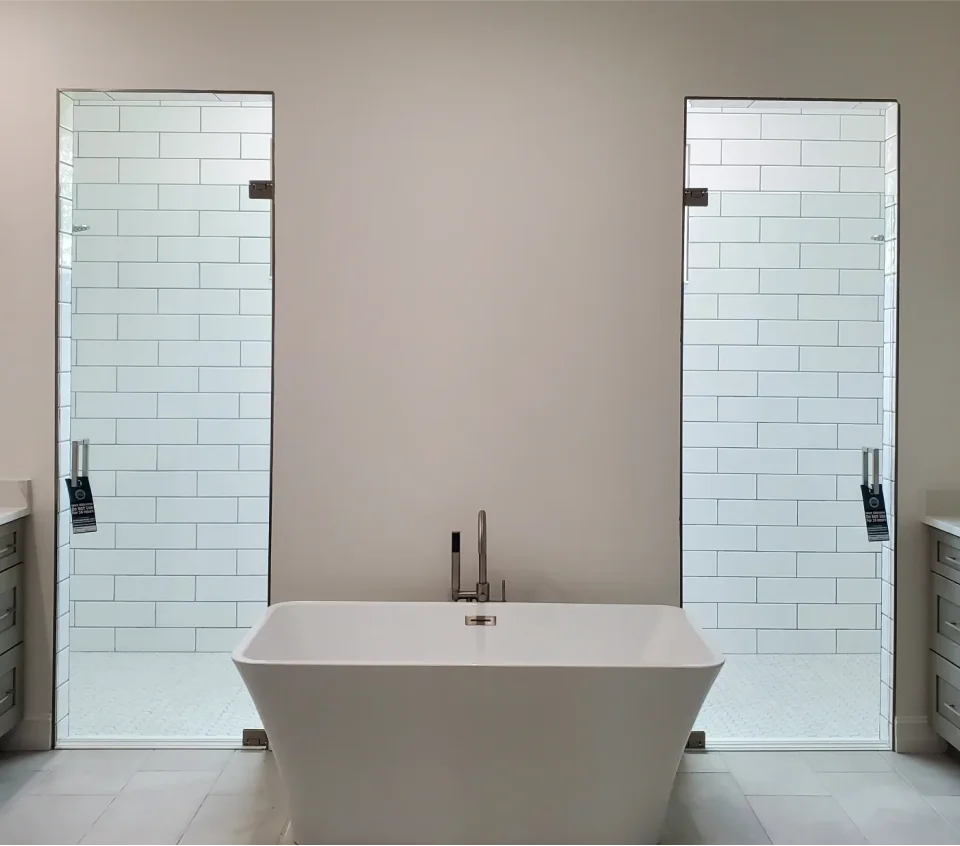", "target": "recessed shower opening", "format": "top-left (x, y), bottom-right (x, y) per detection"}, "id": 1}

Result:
top-left (681, 98), bottom-right (898, 749)
top-left (55, 90), bottom-right (274, 745)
